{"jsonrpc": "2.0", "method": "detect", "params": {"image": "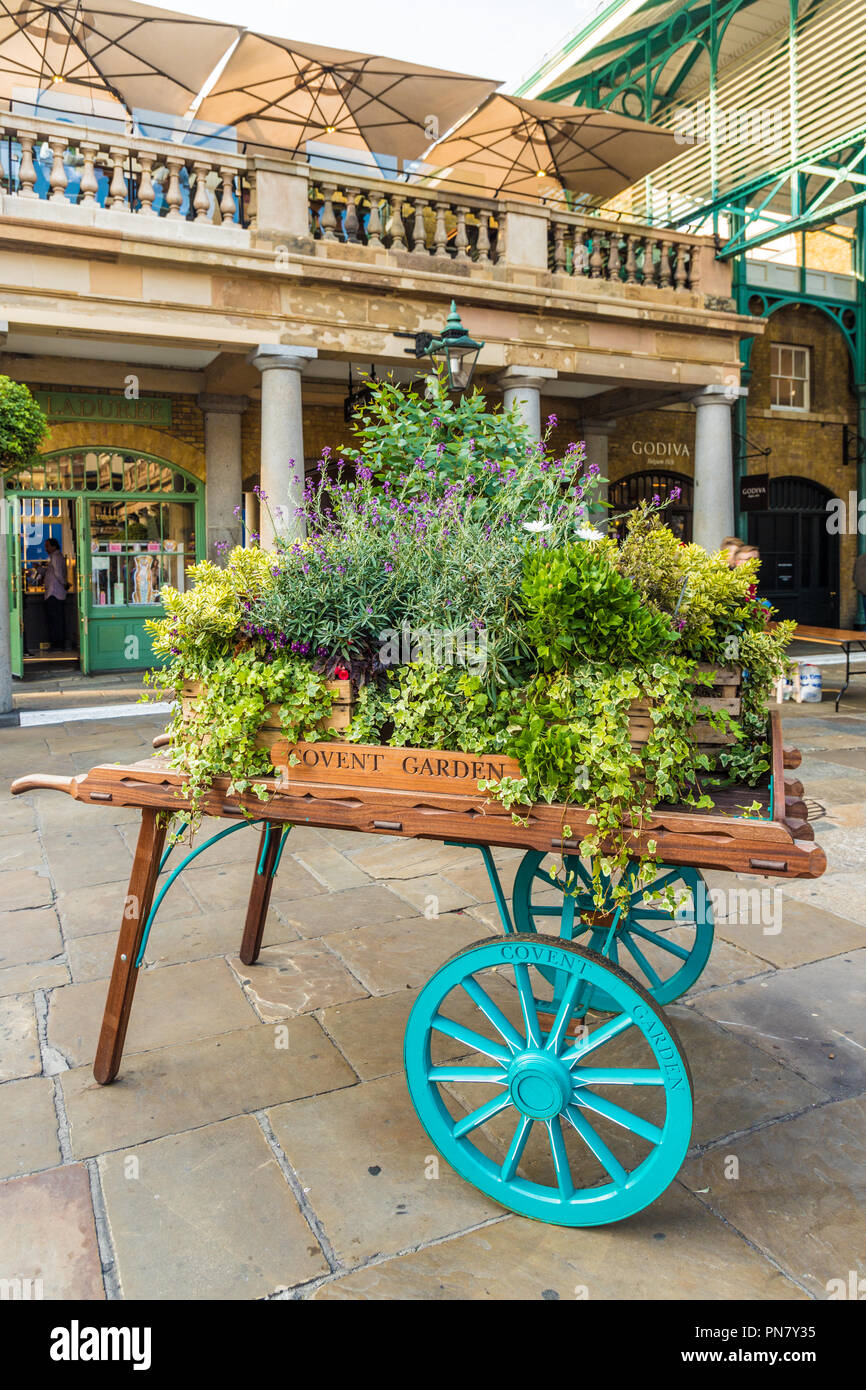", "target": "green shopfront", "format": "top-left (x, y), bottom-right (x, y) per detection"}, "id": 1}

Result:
top-left (5, 446), bottom-right (203, 675)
